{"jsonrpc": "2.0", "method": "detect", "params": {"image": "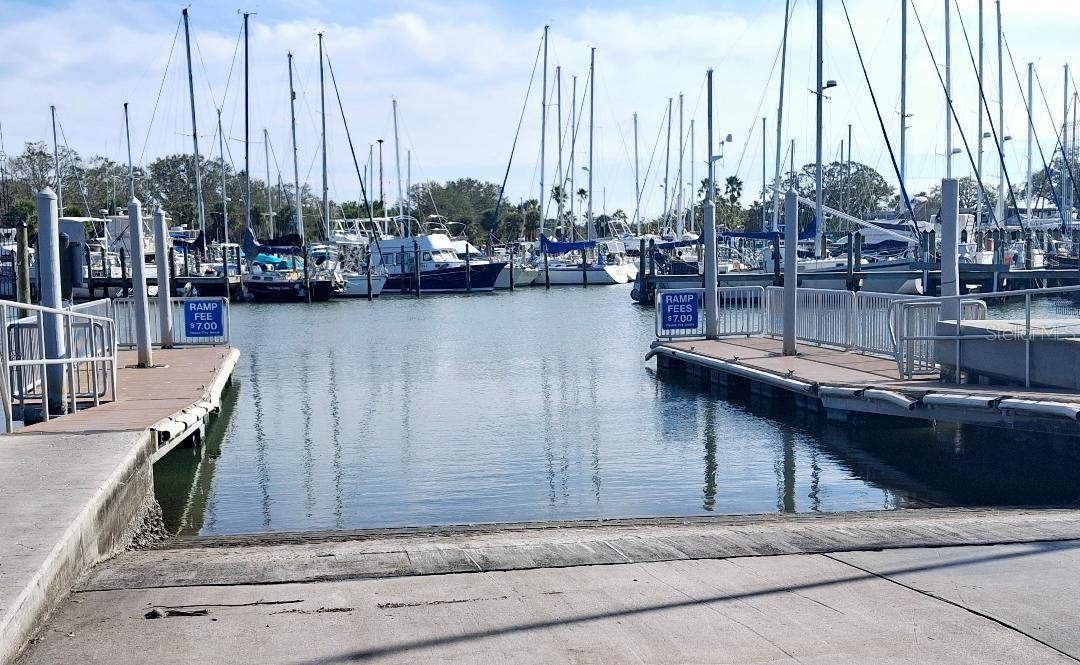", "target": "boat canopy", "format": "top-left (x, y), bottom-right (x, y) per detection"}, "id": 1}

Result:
top-left (540, 235), bottom-right (597, 253)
